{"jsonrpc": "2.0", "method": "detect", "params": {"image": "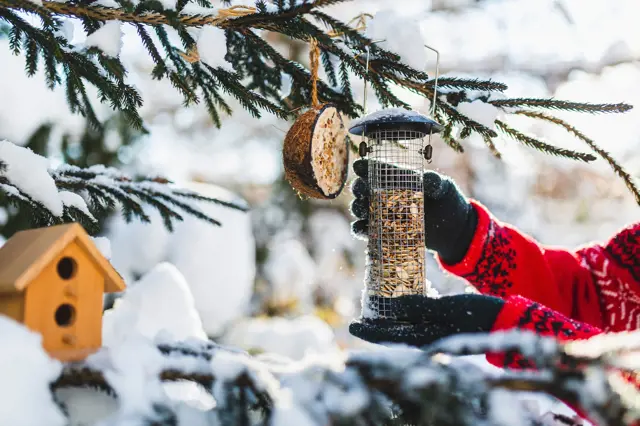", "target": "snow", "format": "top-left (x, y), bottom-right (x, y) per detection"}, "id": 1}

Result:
top-left (349, 107), bottom-right (432, 130)
top-left (365, 9), bottom-right (428, 71)
top-left (107, 182), bottom-right (255, 338)
top-left (59, 190), bottom-right (95, 221)
top-left (263, 238), bottom-right (317, 311)
top-left (102, 262), bottom-right (208, 347)
top-left (0, 317), bottom-right (66, 426)
top-left (270, 391), bottom-right (317, 426)
top-left (222, 315), bottom-right (339, 361)
top-left (94, 337), bottom-right (167, 423)
top-left (85, 21), bottom-right (123, 57)
top-left (56, 388), bottom-right (118, 425)
top-left (92, 236), bottom-right (112, 260)
top-left (489, 389), bottom-right (530, 426)
top-left (53, 19), bottom-right (74, 42)
top-left (0, 39), bottom-right (88, 144)
top-left (456, 100), bottom-right (503, 130)
top-left (197, 26), bottom-right (233, 71)
top-left (0, 140), bottom-right (63, 216)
